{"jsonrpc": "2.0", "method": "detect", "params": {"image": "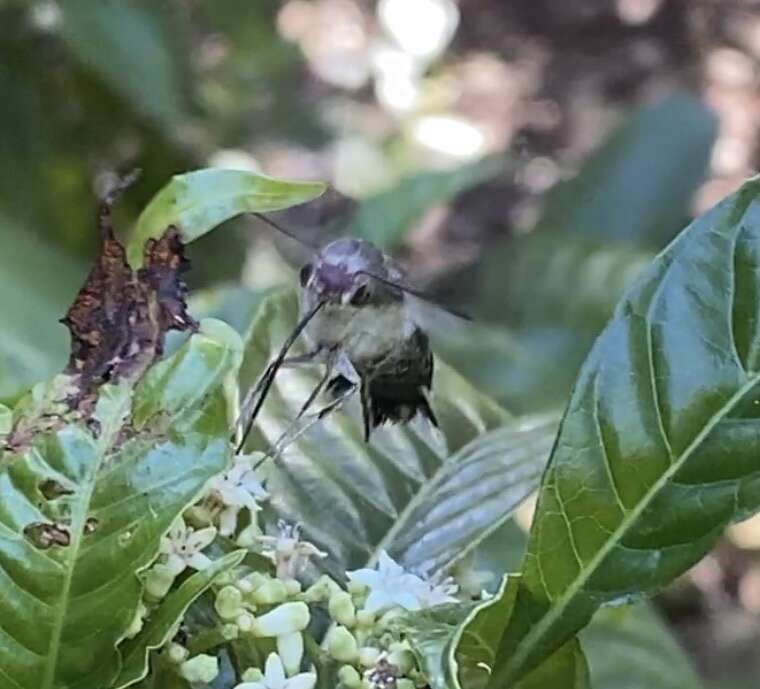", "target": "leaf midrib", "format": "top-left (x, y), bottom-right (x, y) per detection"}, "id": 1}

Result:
top-left (41, 438), bottom-right (102, 689)
top-left (495, 371), bottom-right (760, 685)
